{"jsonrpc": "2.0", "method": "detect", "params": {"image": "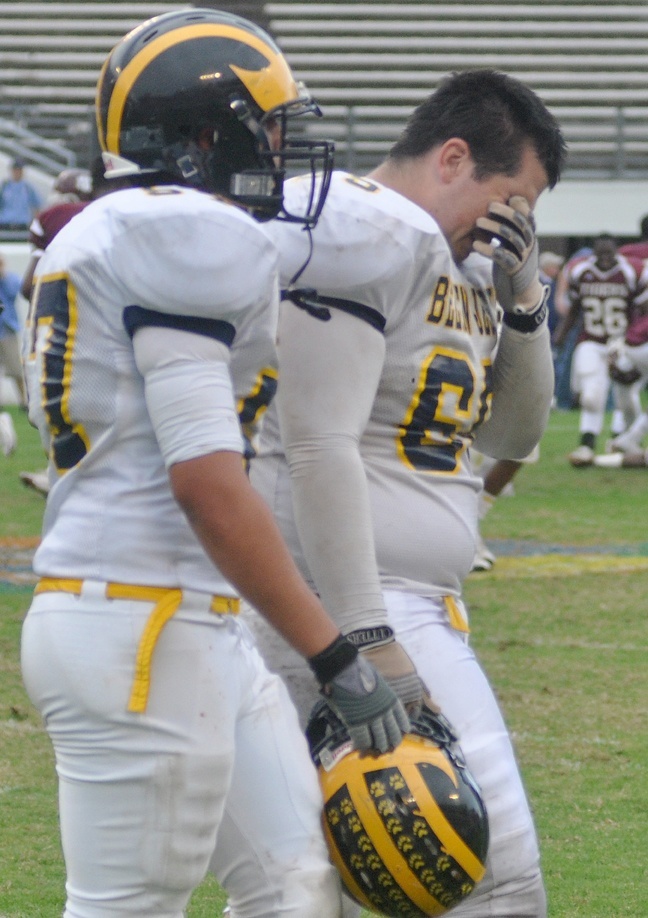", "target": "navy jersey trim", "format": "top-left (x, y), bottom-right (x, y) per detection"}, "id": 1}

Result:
top-left (123, 305), bottom-right (236, 346)
top-left (283, 288), bottom-right (386, 333)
